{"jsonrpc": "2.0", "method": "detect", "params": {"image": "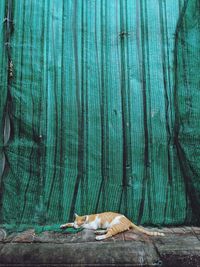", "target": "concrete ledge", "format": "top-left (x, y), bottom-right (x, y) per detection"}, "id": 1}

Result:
top-left (0, 227), bottom-right (199, 267)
